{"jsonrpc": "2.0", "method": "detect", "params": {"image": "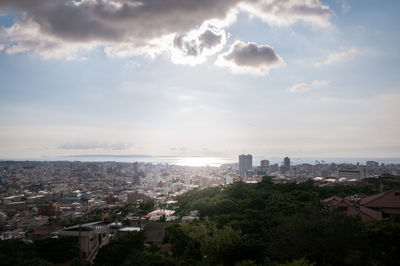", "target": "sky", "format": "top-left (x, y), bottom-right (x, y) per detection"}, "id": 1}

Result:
top-left (0, 0), bottom-right (399, 159)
